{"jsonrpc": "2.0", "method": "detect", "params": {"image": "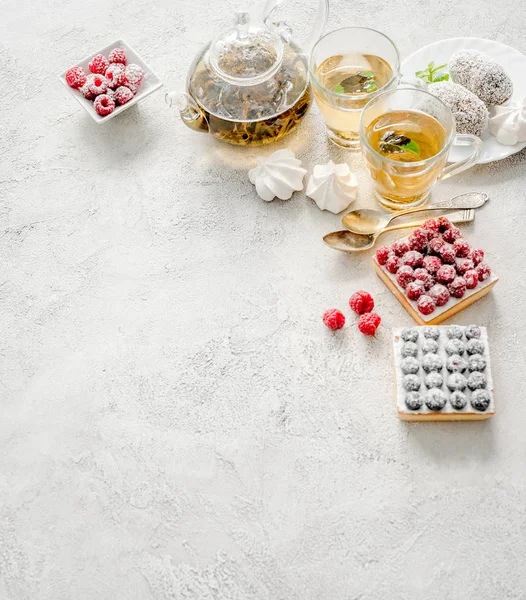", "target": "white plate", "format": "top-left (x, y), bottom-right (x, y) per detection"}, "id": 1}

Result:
top-left (58, 39), bottom-right (163, 124)
top-left (402, 37), bottom-right (526, 164)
